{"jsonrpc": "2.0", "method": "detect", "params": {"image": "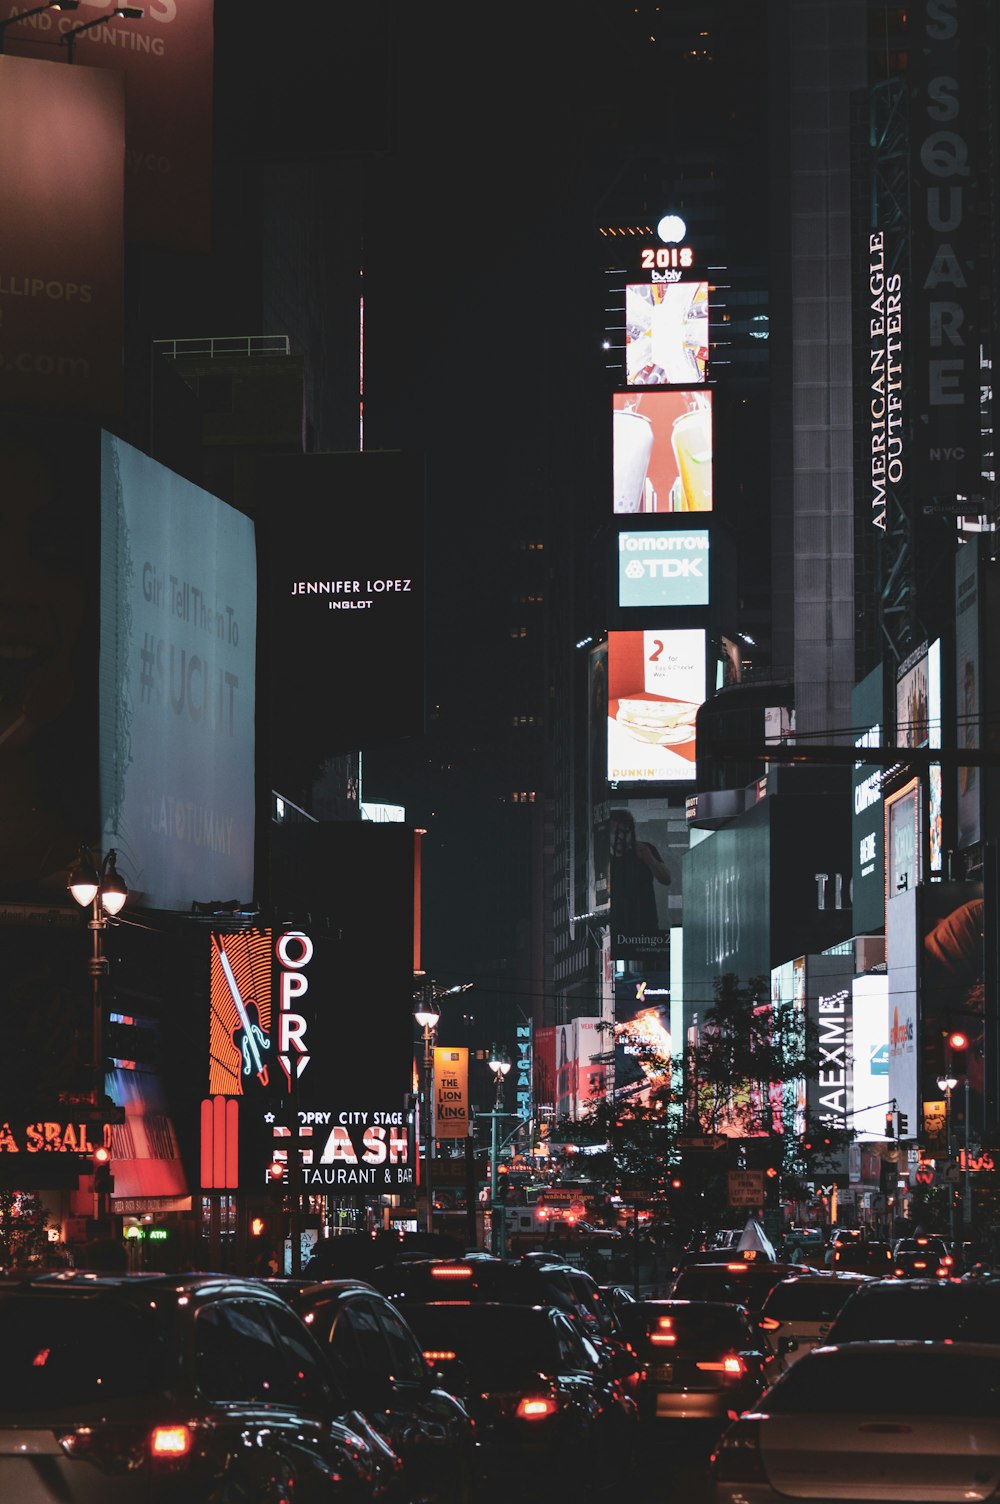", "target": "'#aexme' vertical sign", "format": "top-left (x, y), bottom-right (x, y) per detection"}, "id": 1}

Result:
top-left (868, 231), bottom-right (903, 533)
